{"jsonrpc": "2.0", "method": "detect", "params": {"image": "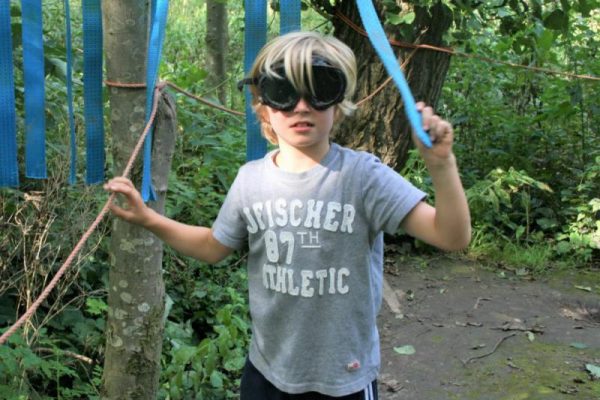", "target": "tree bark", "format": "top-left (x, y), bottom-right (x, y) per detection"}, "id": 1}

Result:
top-left (101, 1), bottom-right (177, 398)
top-left (205, 0), bottom-right (228, 104)
top-left (328, 0), bottom-right (453, 170)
